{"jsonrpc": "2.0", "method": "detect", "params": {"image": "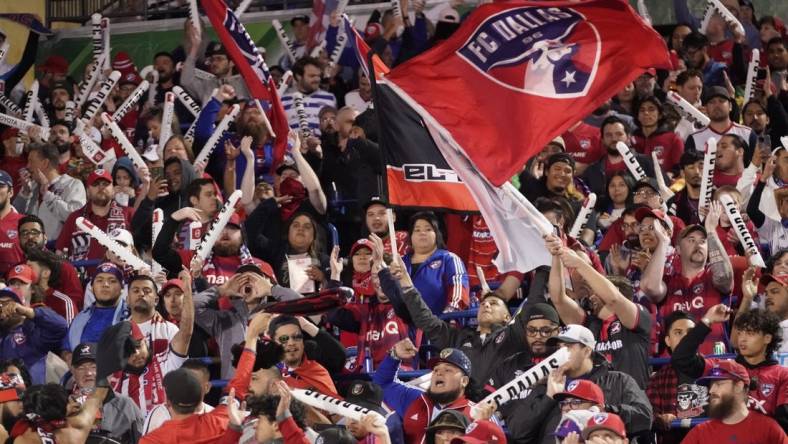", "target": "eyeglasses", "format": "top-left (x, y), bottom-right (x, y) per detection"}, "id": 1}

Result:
top-left (633, 190), bottom-right (656, 197)
top-left (526, 326), bottom-right (558, 337)
top-left (559, 398), bottom-right (590, 409)
top-left (277, 333), bottom-right (304, 344)
top-left (621, 222), bottom-right (638, 231)
top-left (19, 229), bottom-right (42, 238)
top-left (638, 224), bottom-right (655, 233)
